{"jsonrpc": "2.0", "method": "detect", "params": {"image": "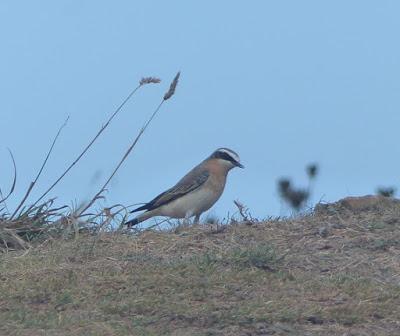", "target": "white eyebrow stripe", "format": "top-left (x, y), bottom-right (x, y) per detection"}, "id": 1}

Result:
top-left (217, 148), bottom-right (241, 163)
